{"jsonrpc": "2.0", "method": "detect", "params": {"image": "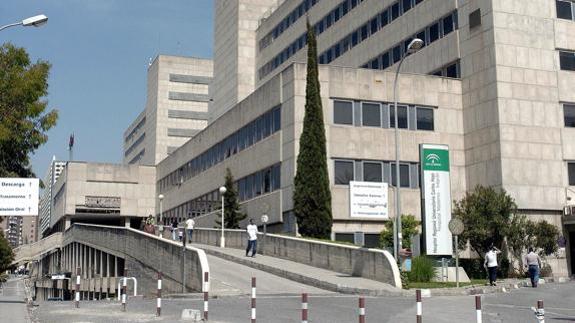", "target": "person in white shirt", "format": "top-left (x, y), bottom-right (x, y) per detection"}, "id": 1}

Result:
top-left (524, 247), bottom-right (542, 288)
top-left (484, 245), bottom-right (501, 286)
top-left (245, 219), bottom-right (259, 257)
top-left (185, 214), bottom-right (195, 243)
